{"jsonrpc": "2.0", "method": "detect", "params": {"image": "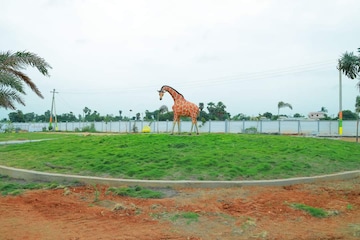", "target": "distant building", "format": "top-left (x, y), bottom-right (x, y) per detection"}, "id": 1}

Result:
top-left (308, 112), bottom-right (325, 119)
